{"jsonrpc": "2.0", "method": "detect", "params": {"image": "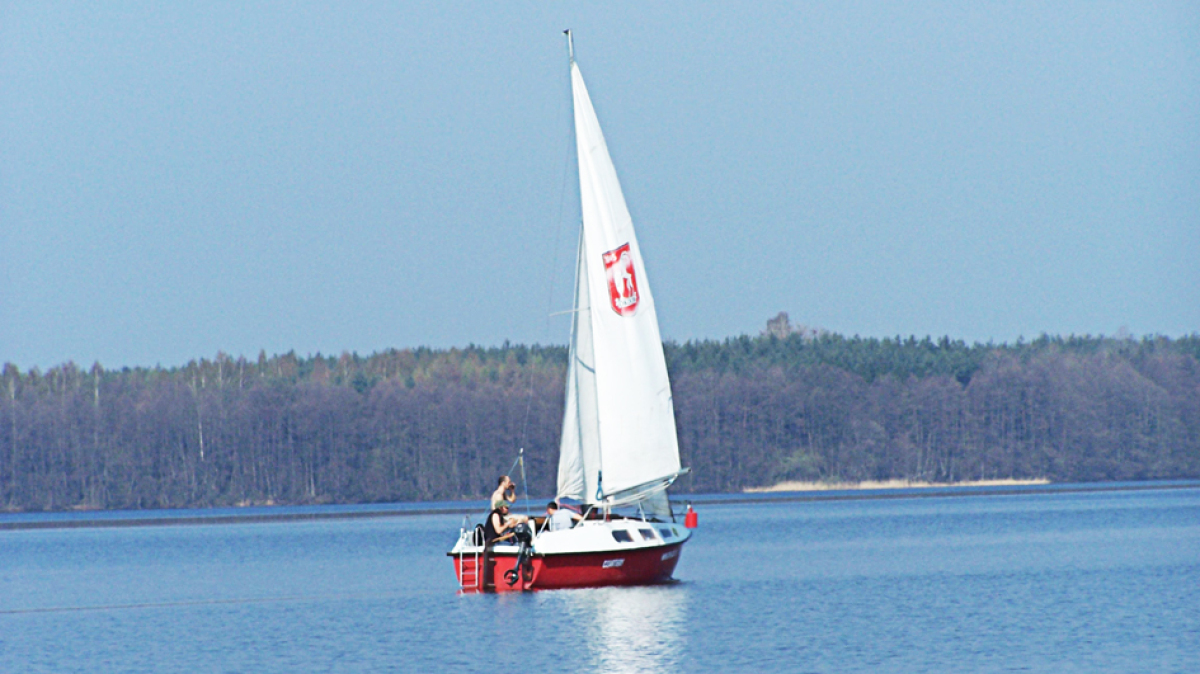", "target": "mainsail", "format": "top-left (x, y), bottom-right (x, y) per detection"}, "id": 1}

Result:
top-left (556, 57), bottom-right (683, 506)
